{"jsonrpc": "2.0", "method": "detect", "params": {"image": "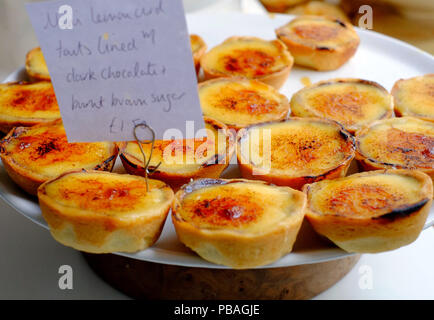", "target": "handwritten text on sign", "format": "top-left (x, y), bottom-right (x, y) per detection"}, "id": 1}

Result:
top-left (26, 0), bottom-right (204, 142)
